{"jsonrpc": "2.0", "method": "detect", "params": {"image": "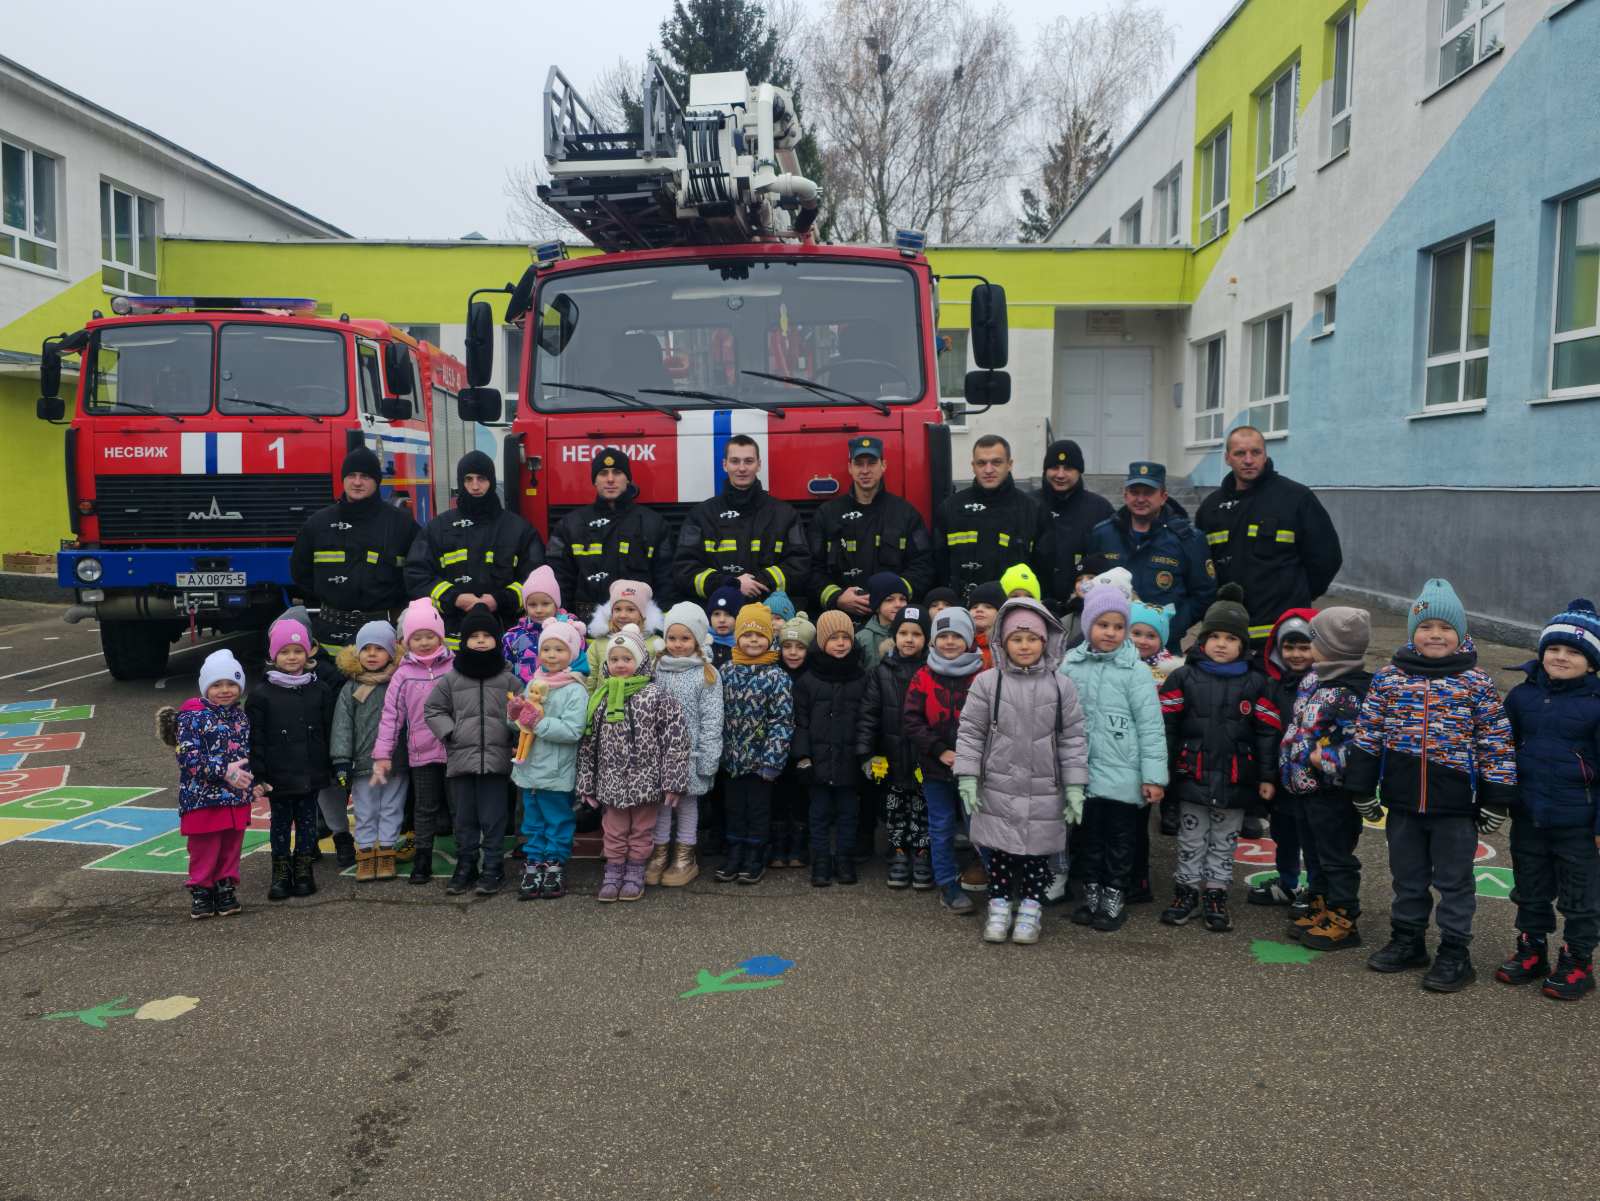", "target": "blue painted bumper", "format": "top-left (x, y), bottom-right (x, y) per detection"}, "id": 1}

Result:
top-left (58, 548), bottom-right (294, 591)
